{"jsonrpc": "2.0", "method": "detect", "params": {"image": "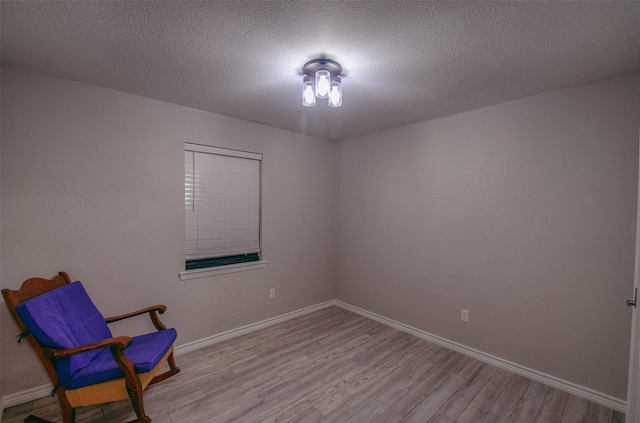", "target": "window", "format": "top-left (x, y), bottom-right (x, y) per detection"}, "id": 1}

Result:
top-left (182, 143), bottom-right (264, 278)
